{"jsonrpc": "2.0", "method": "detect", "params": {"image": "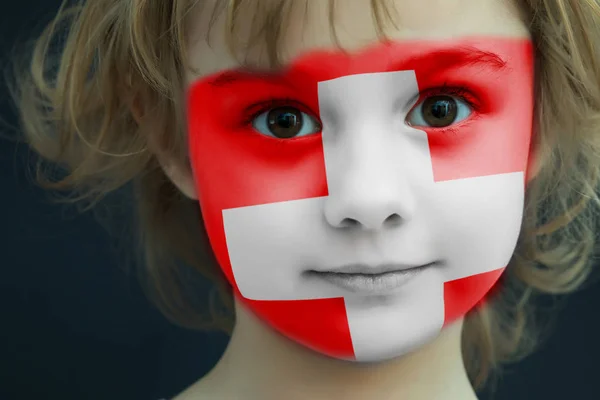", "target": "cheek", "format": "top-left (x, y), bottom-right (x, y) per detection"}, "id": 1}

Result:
top-left (187, 96), bottom-right (327, 290)
top-left (430, 174), bottom-right (524, 326)
top-left (431, 176), bottom-right (525, 235)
